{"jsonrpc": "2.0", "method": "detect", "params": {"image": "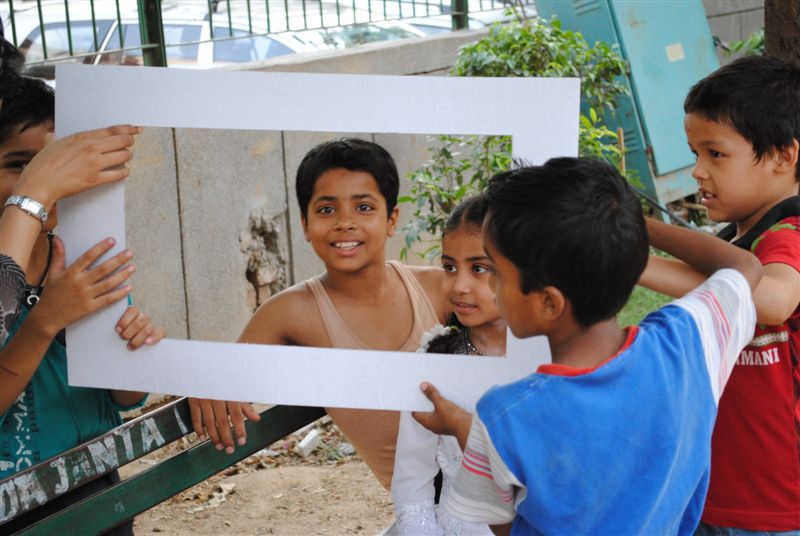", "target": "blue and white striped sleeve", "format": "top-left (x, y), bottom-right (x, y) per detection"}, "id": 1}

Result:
top-left (671, 268), bottom-right (756, 404)
top-left (444, 415), bottom-right (523, 525)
